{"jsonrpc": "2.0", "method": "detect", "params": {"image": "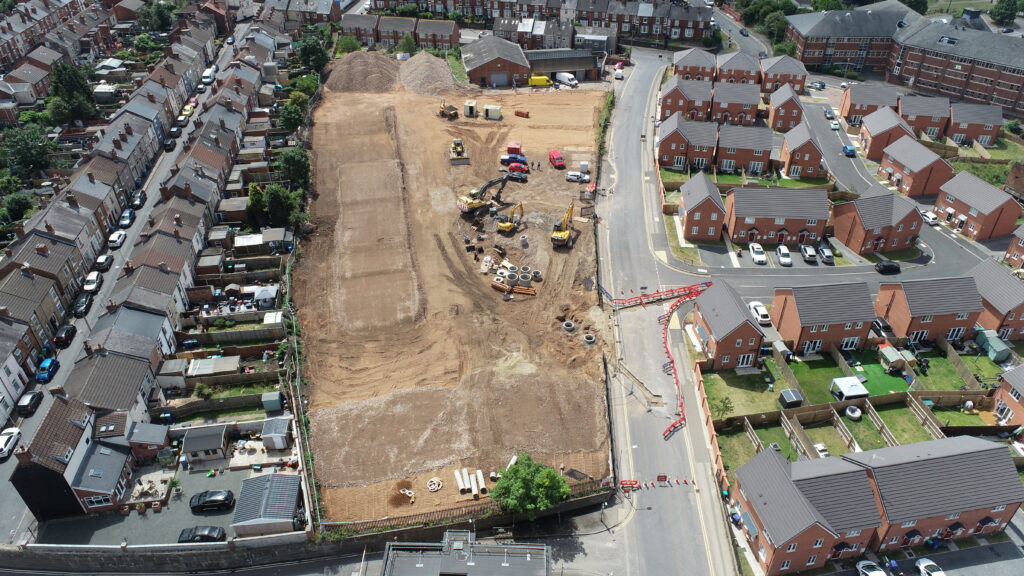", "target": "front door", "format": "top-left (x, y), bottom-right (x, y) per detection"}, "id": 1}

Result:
top-left (797, 231), bottom-right (808, 244)
top-left (803, 340), bottom-right (822, 355)
top-left (689, 109), bottom-right (699, 120)
top-left (953, 133), bottom-right (965, 144)
top-left (947, 327), bottom-right (966, 341)
top-left (778, 231), bottom-right (788, 244)
top-left (841, 337), bottom-right (860, 350)
top-left (955, 218), bottom-right (966, 231)
top-left (737, 353), bottom-right (754, 368)
top-left (747, 230), bottom-right (757, 242)
top-left (909, 330), bottom-right (929, 343)
top-left (874, 238), bottom-right (885, 251)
